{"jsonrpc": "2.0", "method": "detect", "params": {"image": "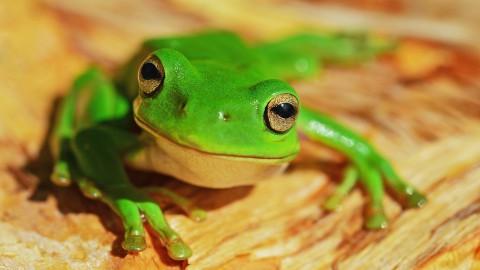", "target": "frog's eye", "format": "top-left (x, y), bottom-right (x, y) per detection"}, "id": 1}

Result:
top-left (264, 93), bottom-right (299, 134)
top-left (138, 54), bottom-right (165, 96)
